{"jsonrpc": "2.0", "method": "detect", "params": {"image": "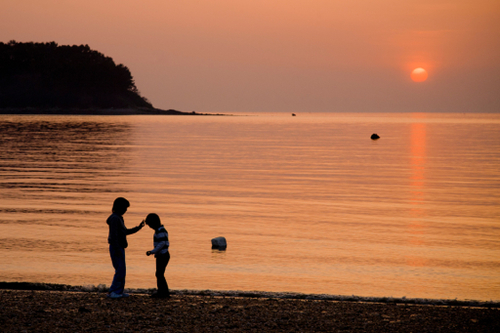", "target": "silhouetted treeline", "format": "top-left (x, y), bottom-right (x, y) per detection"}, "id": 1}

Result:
top-left (0, 41), bottom-right (152, 109)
